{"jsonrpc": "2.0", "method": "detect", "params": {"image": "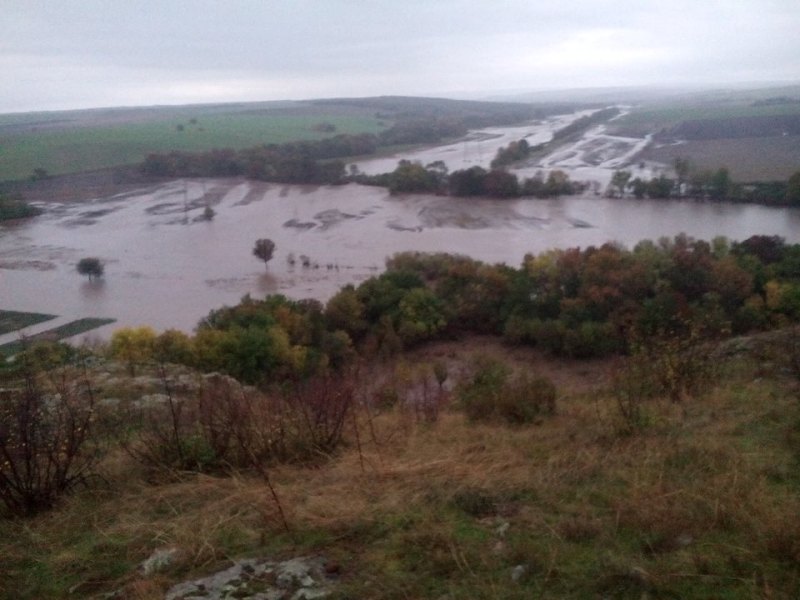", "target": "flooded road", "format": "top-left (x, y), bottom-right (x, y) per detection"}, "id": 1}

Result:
top-left (3, 176), bottom-right (799, 342)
